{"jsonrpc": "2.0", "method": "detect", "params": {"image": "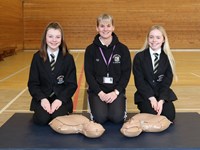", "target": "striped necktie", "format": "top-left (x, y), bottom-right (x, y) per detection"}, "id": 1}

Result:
top-left (153, 53), bottom-right (159, 74)
top-left (49, 53), bottom-right (55, 97)
top-left (50, 54), bottom-right (55, 71)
